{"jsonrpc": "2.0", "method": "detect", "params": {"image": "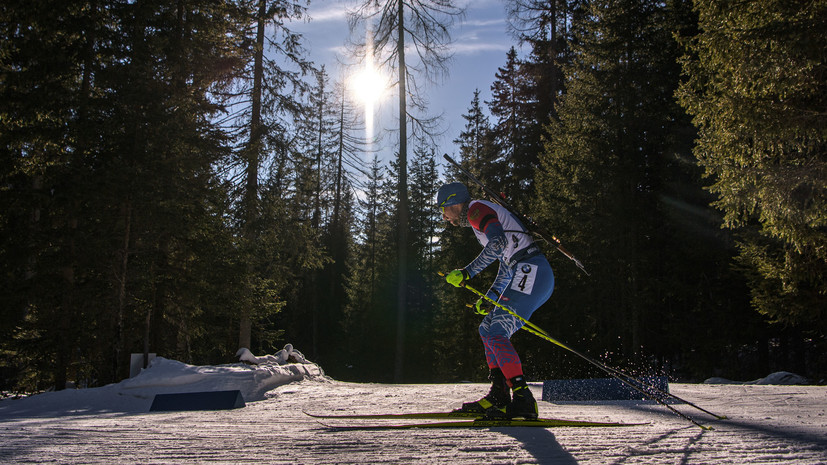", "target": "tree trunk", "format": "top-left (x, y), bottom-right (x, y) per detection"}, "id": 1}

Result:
top-left (55, 215), bottom-right (77, 390)
top-left (333, 97), bottom-right (344, 230)
top-left (115, 201), bottom-right (132, 379)
top-left (239, 0), bottom-right (267, 350)
top-left (394, 0), bottom-right (409, 383)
